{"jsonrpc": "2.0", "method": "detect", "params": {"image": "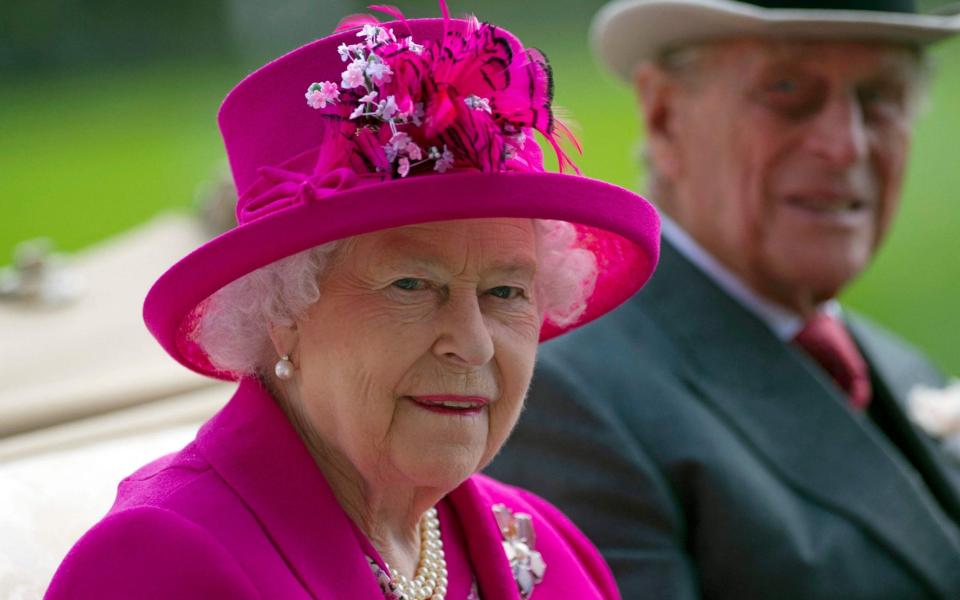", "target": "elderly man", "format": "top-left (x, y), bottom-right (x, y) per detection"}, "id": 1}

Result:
top-left (489, 1), bottom-right (960, 598)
